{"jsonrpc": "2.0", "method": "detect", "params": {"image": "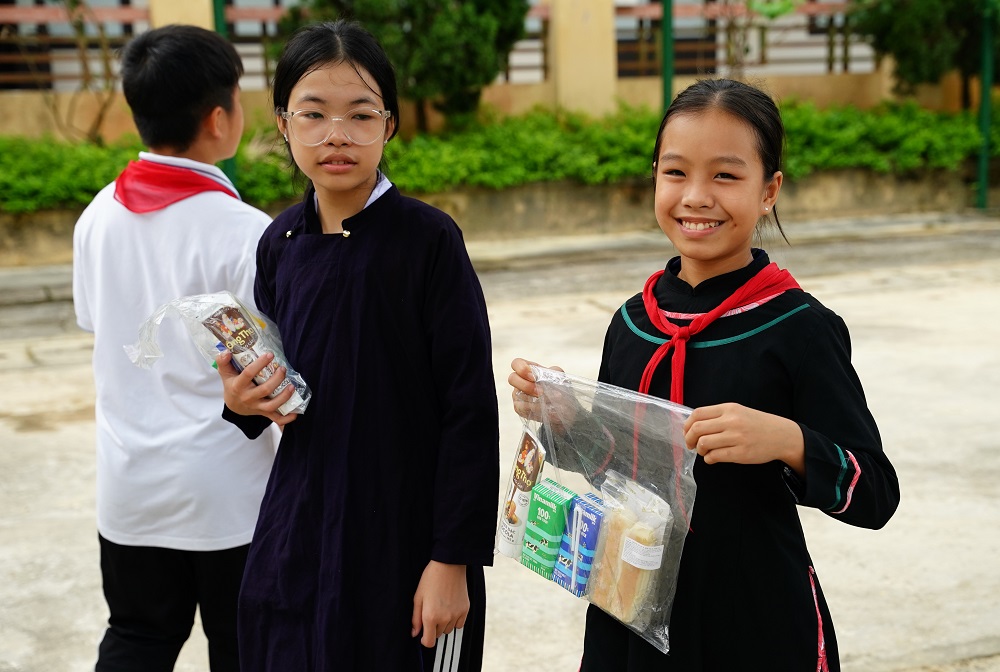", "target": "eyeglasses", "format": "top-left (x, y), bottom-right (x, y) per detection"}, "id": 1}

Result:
top-left (278, 107), bottom-right (391, 146)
